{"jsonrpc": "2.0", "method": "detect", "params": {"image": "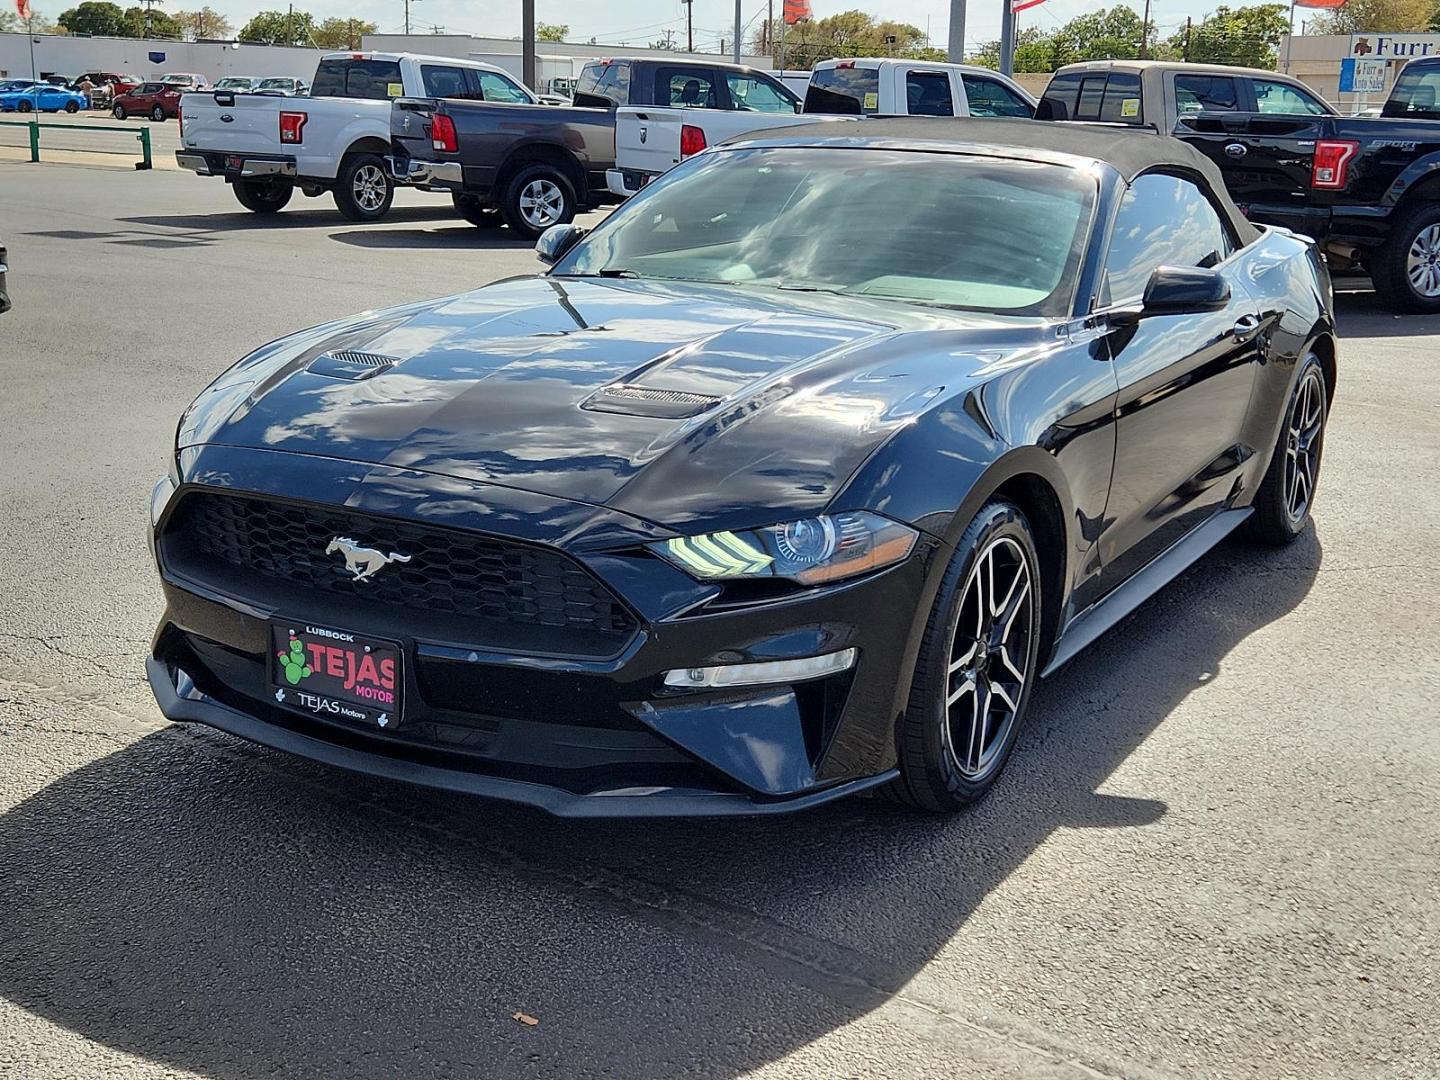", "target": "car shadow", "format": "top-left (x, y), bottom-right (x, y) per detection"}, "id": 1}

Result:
top-left (0, 529), bottom-right (1322, 1079)
top-left (329, 226), bottom-right (535, 250)
top-left (118, 205), bottom-right (458, 233)
top-left (1333, 286), bottom-right (1440, 338)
